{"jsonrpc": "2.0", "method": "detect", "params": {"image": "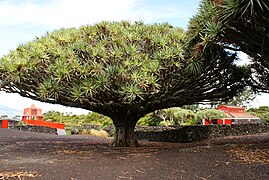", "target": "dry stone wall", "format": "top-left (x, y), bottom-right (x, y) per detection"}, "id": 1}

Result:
top-left (134, 124), bottom-right (269, 143)
top-left (16, 125), bottom-right (58, 135)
